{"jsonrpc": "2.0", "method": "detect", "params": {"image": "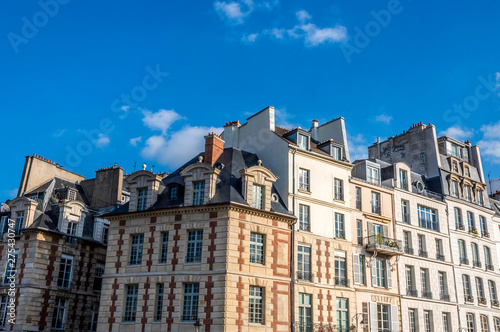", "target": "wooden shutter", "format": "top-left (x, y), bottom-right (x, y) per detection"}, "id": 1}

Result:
top-left (390, 305), bottom-right (399, 331)
top-left (386, 259), bottom-right (392, 289)
top-left (371, 259), bottom-right (377, 287)
top-left (370, 302), bottom-right (378, 332)
top-left (353, 253), bottom-right (360, 284)
top-left (367, 222), bottom-right (373, 238)
top-left (383, 224), bottom-right (389, 237)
